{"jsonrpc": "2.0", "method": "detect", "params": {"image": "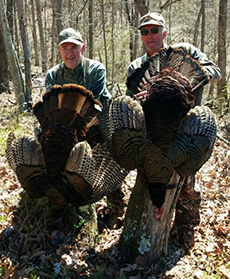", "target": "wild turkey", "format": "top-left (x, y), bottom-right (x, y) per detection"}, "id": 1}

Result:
top-left (98, 86), bottom-right (216, 217)
top-left (6, 84), bottom-right (128, 209)
top-left (6, 48), bottom-right (217, 217)
top-left (120, 47), bottom-right (217, 216)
